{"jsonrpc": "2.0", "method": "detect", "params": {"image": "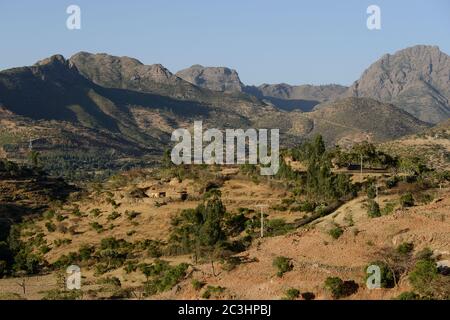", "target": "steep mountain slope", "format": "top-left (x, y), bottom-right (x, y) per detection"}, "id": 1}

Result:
top-left (70, 52), bottom-right (202, 100)
top-left (70, 52), bottom-right (268, 117)
top-left (0, 55), bottom-right (256, 149)
top-left (176, 64), bottom-right (245, 92)
top-left (347, 45), bottom-right (450, 124)
top-left (305, 97), bottom-right (430, 145)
